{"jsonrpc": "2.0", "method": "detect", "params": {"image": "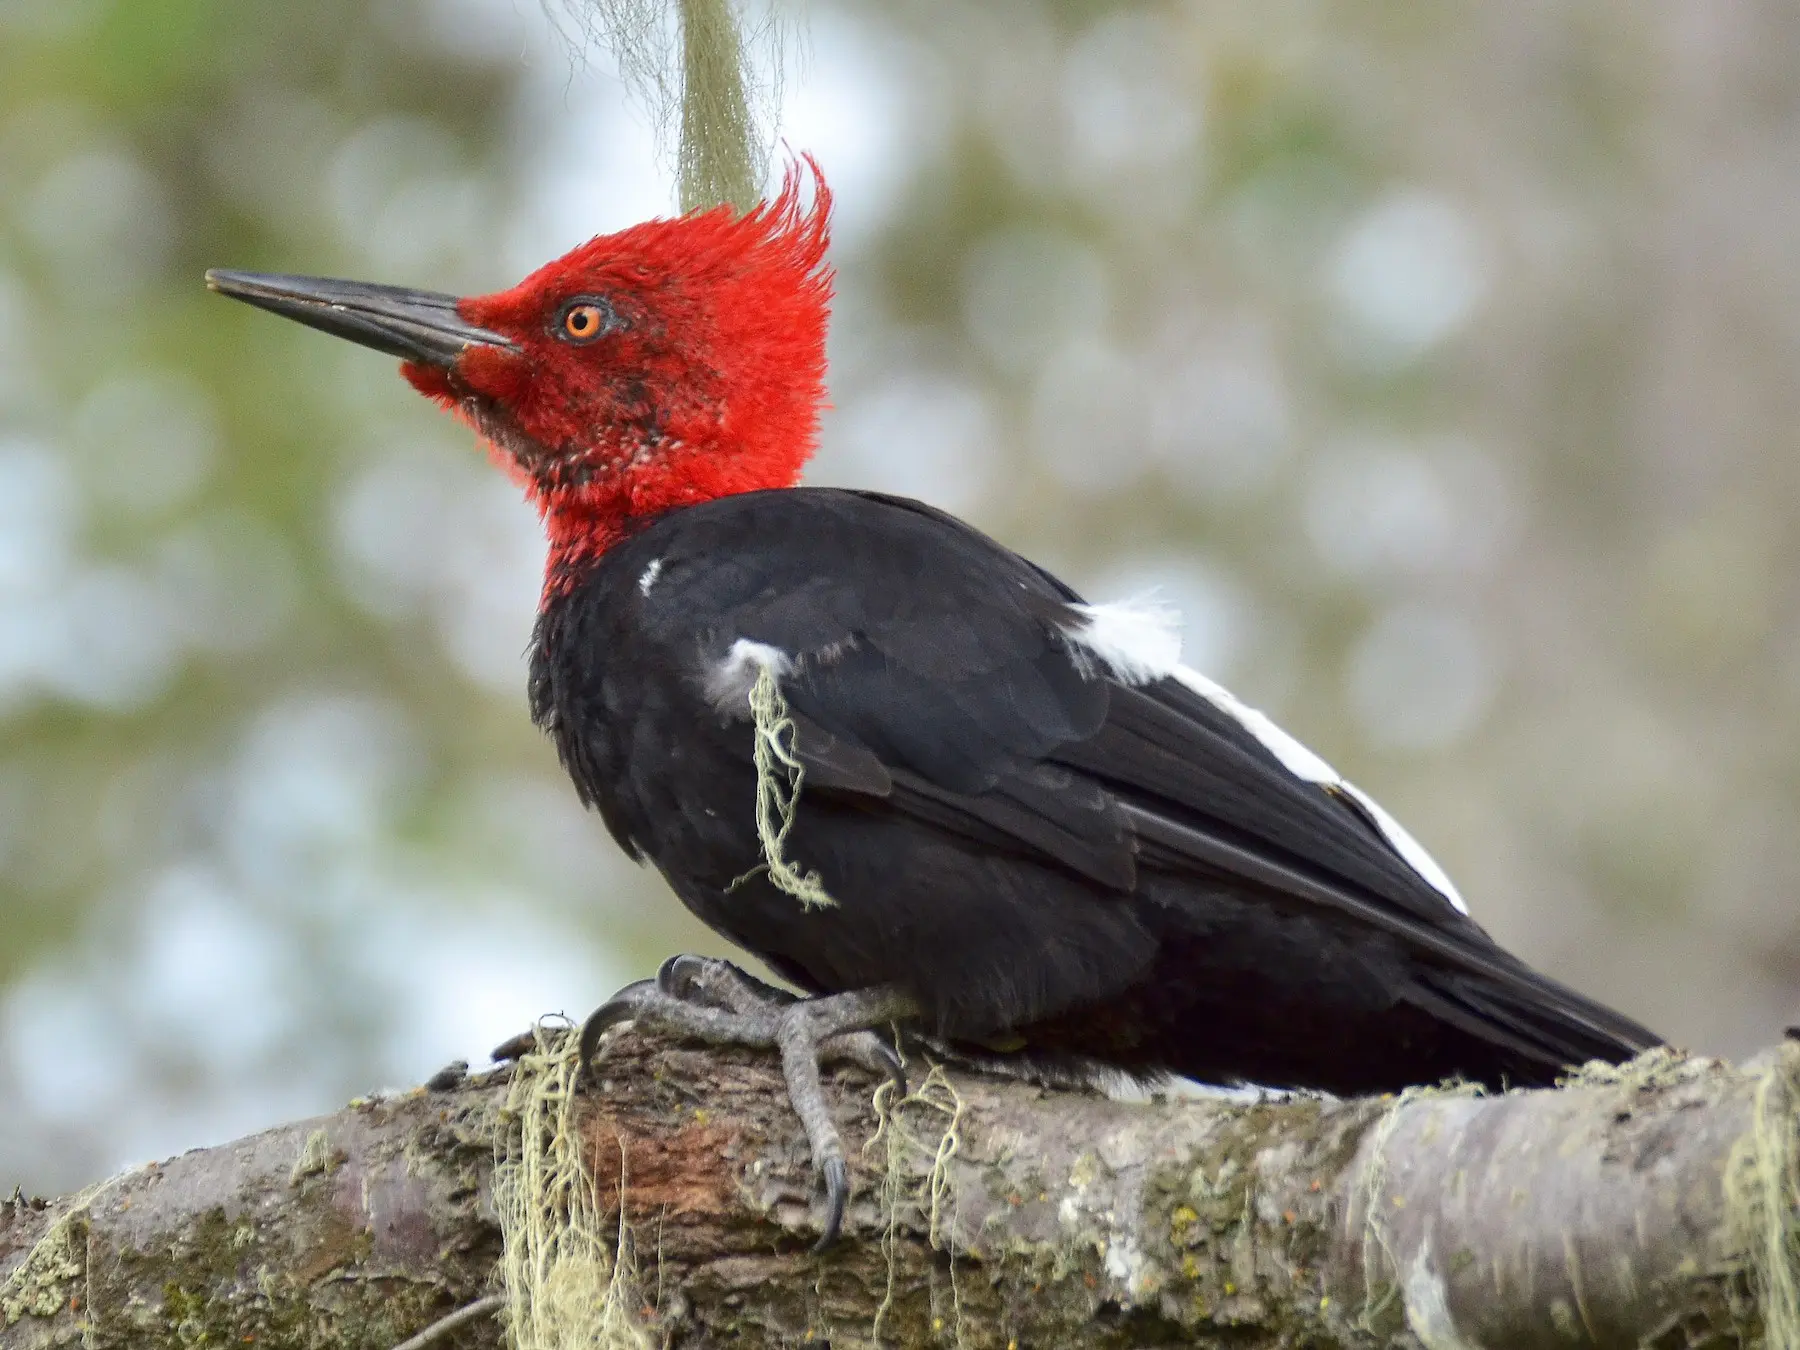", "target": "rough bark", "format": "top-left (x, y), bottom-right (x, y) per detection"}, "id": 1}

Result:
top-left (0, 1033), bottom-right (1789, 1349)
